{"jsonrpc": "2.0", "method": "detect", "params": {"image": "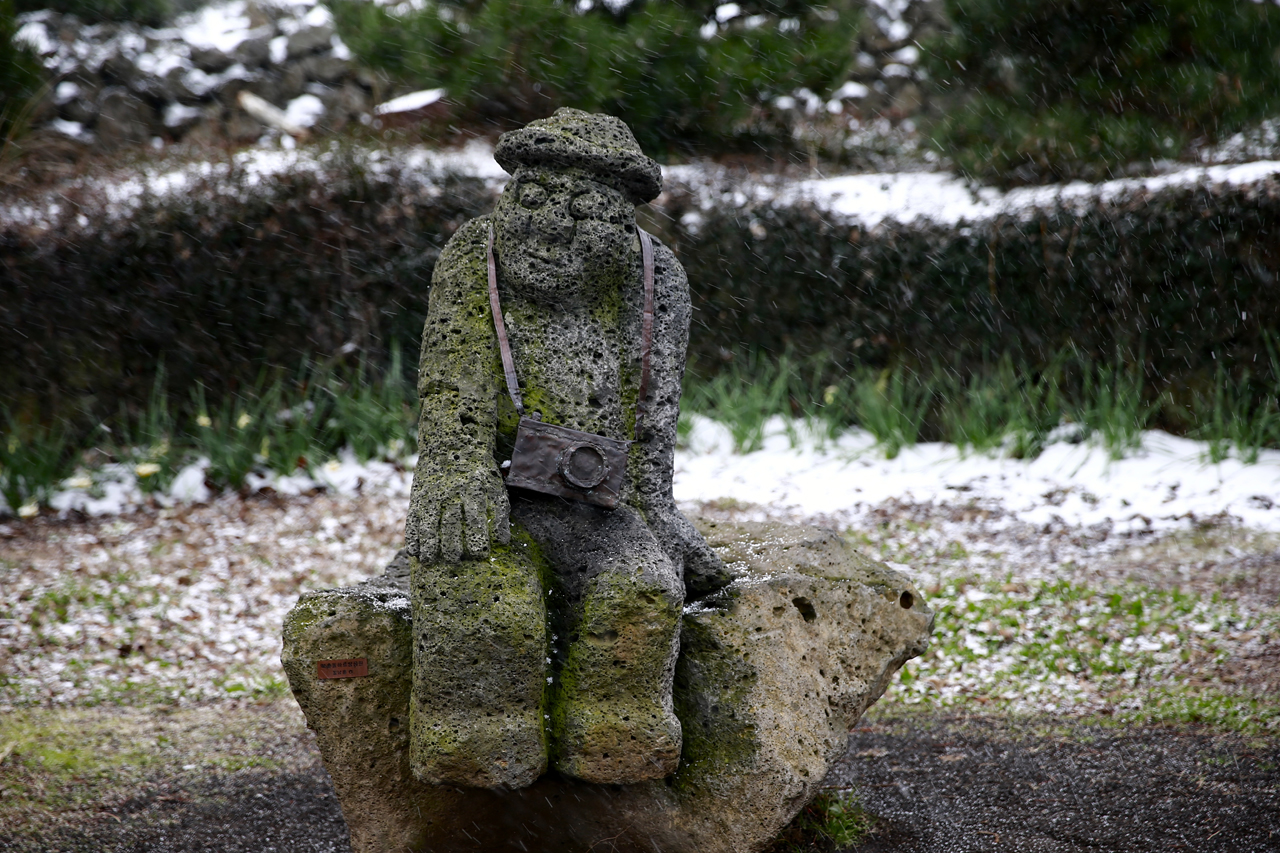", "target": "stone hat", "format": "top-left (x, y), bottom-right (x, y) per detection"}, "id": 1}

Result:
top-left (494, 108), bottom-right (663, 204)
